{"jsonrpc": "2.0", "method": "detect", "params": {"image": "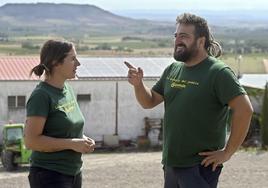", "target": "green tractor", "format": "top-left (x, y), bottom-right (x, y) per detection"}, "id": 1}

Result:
top-left (1, 123), bottom-right (31, 171)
